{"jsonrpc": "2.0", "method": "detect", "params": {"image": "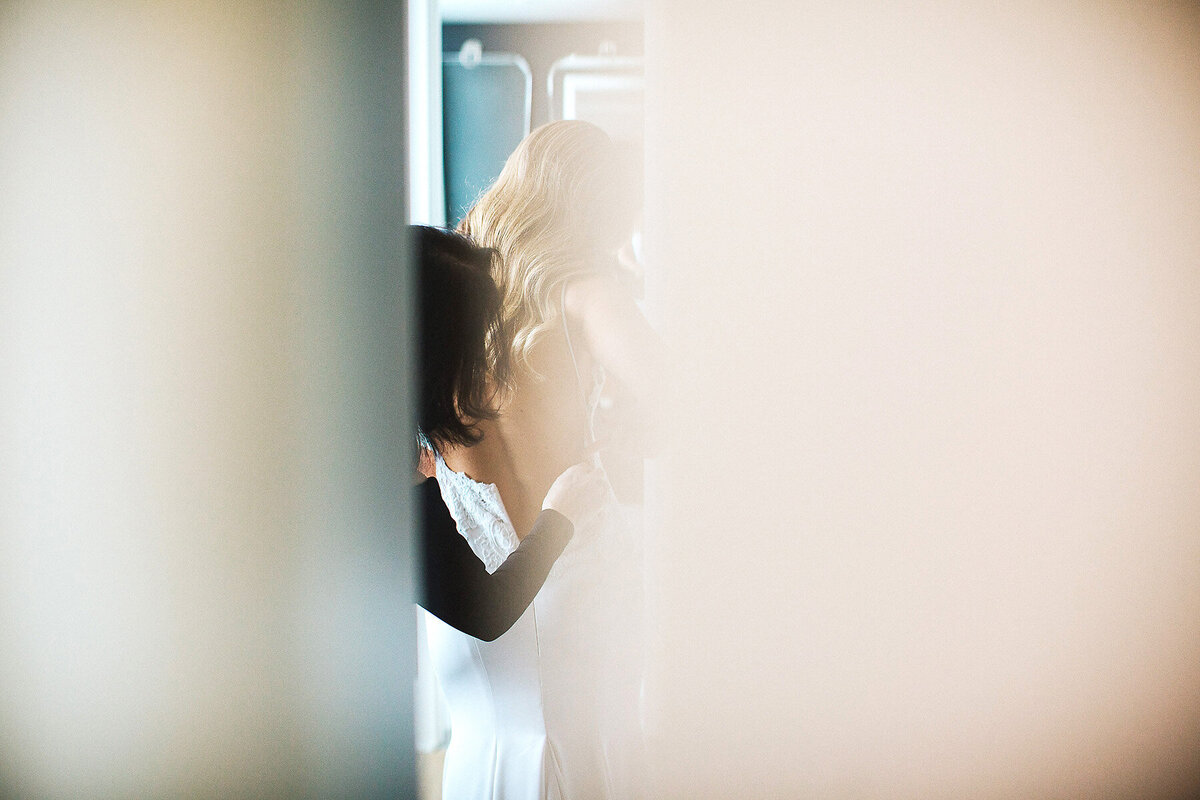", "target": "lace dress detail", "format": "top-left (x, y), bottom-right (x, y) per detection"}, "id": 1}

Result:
top-left (433, 451), bottom-right (520, 574)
